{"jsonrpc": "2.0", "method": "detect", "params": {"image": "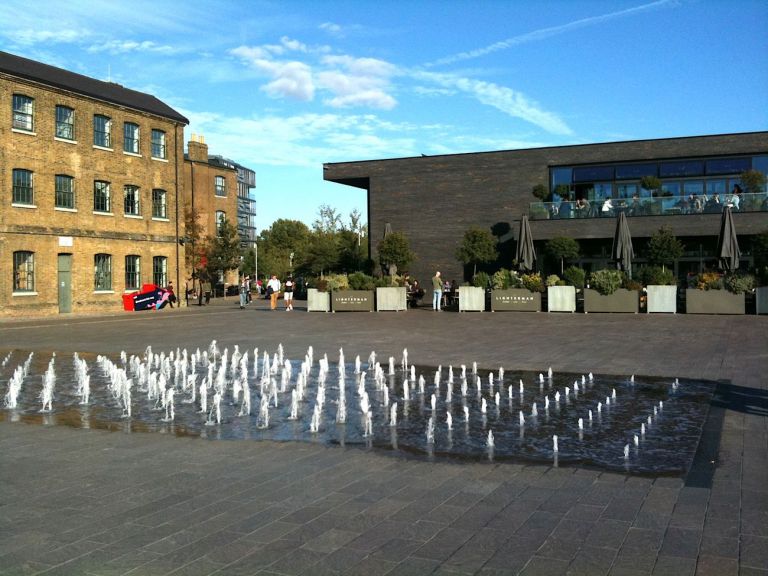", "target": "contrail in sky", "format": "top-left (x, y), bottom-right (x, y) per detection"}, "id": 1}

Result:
top-left (425, 0), bottom-right (679, 67)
